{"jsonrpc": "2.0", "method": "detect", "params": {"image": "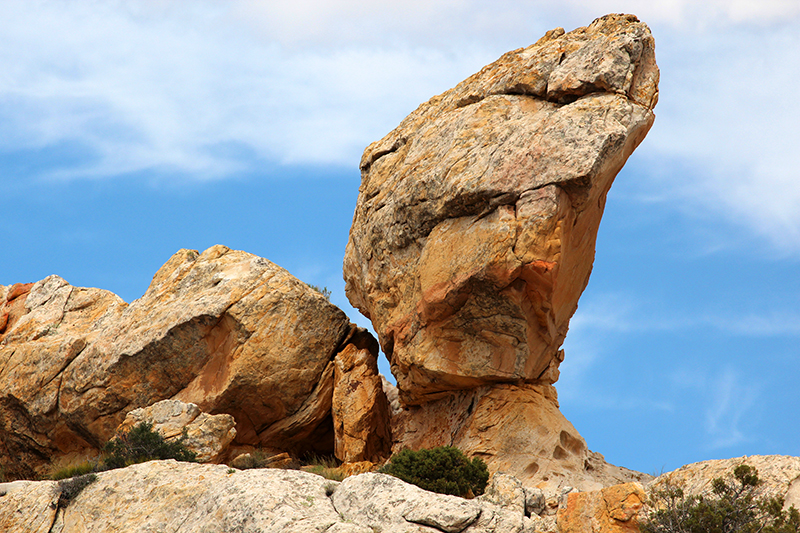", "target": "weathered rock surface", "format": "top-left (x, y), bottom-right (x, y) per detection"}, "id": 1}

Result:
top-left (115, 399), bottom-right (236, 463)
top-left (0, 461), bottom-right (548, 533)
top-left (385, 379), bottom-right (650, 492)
top-left (557, 482), bottom-right (646, 533)
top-left (0, 245), bottom-right (389, 479)
top-left (332, 327), bottom-right (392, 463)
top-left (648, 455), bottom-right (800, 510)
top-left (343, 13), bottom-right (658, 402)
